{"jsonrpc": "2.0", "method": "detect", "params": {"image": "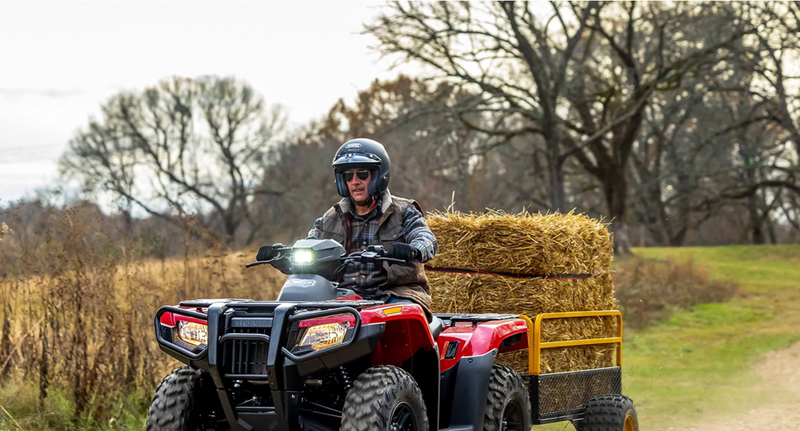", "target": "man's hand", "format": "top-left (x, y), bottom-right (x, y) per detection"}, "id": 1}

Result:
top-left (256, 243), bottom-right (285, 261)
top-left (386, 243), bottom-right (420, 262)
